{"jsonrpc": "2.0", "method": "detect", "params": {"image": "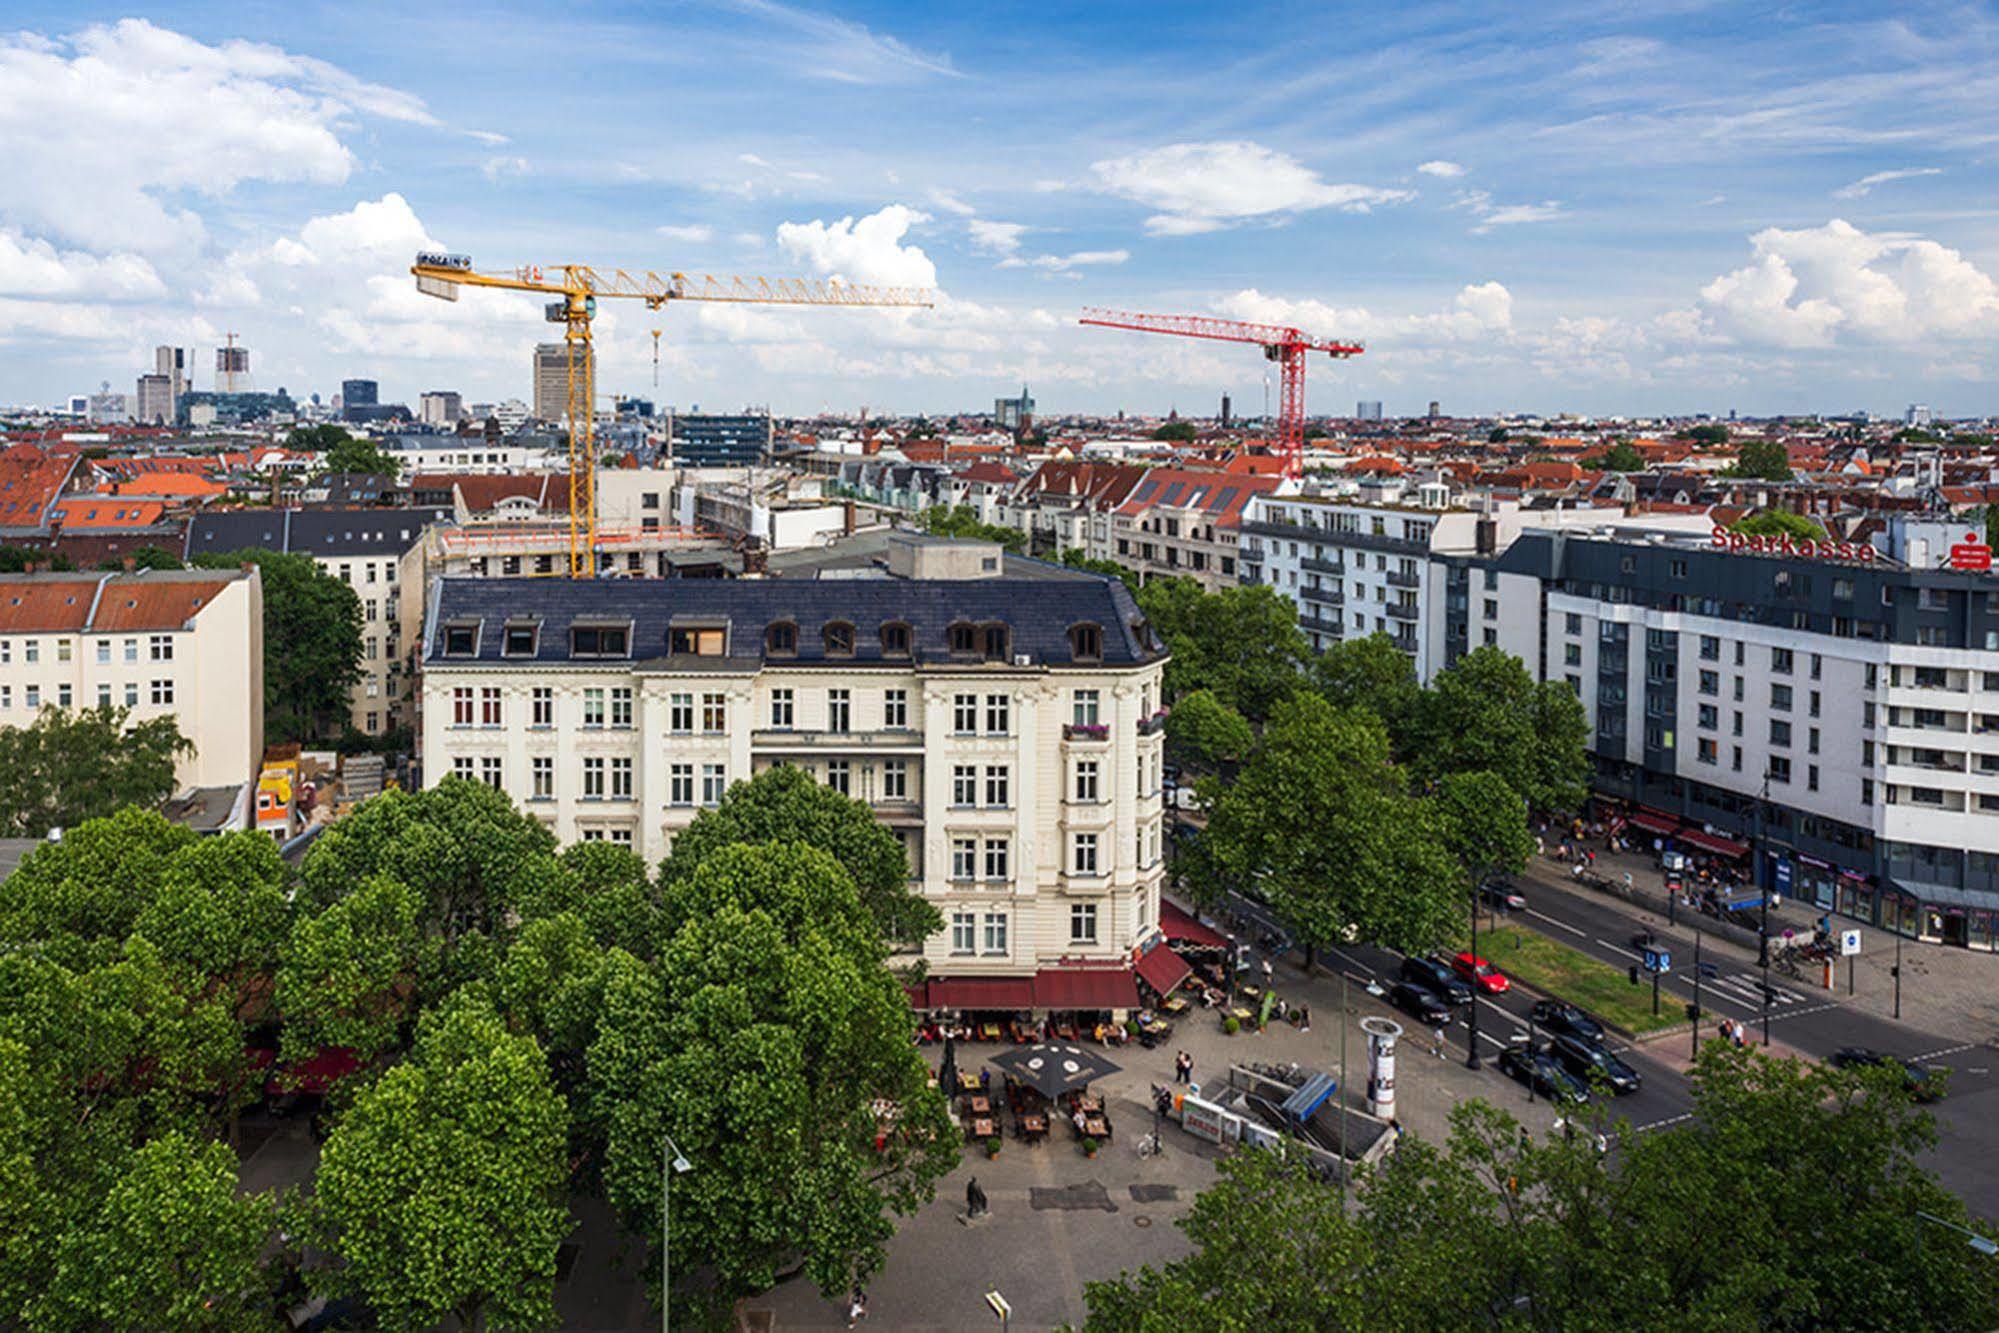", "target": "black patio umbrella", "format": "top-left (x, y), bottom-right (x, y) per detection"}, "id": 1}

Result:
top-left (987, 1043), bottom-right (1122, 1101)
top-left (937, 1034), bottom-right (958, 1093)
